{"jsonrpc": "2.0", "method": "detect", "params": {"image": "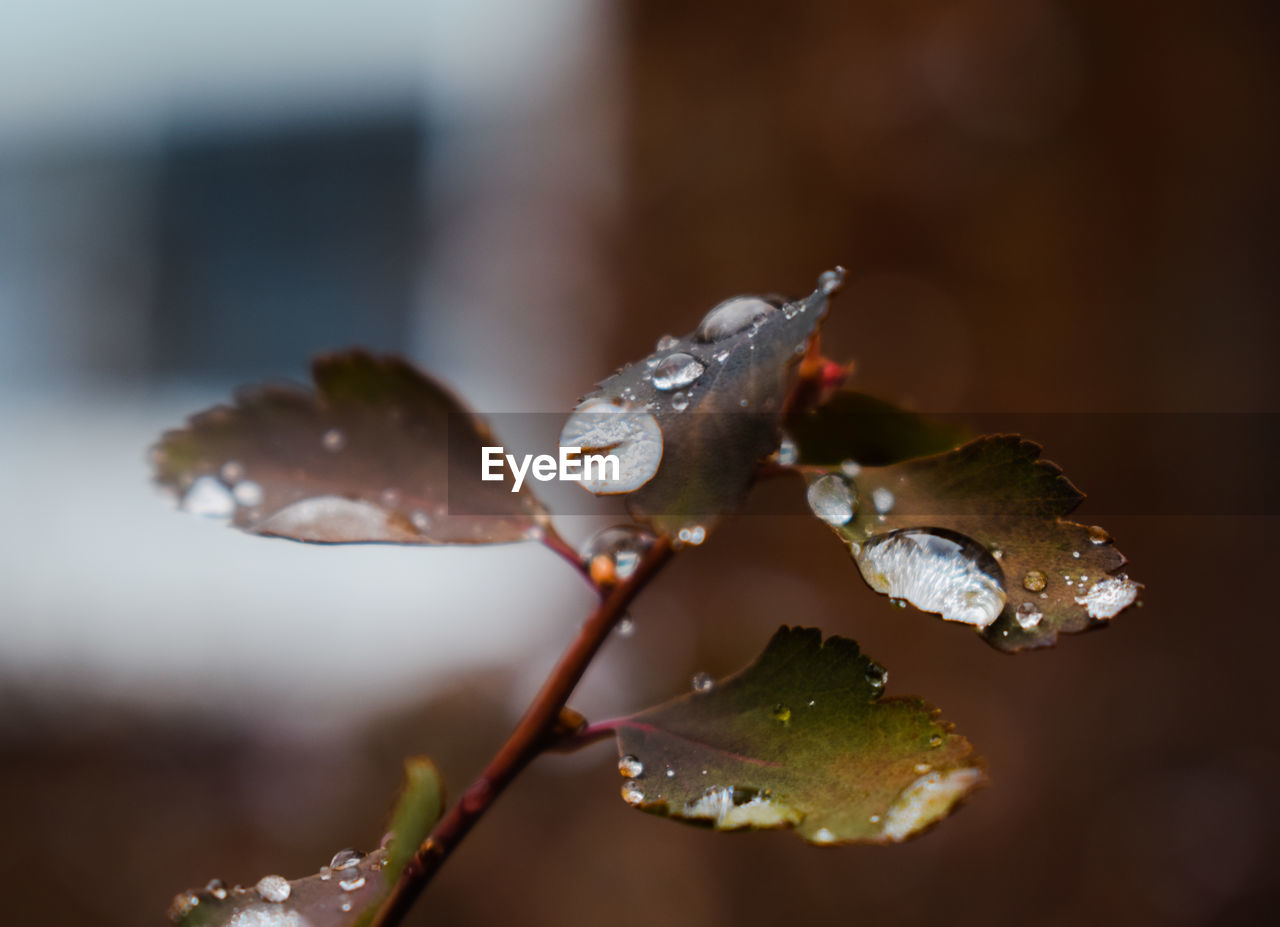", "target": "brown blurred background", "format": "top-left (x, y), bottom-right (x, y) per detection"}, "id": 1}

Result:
top-left (1, 1), bottom-right (1276, 925)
